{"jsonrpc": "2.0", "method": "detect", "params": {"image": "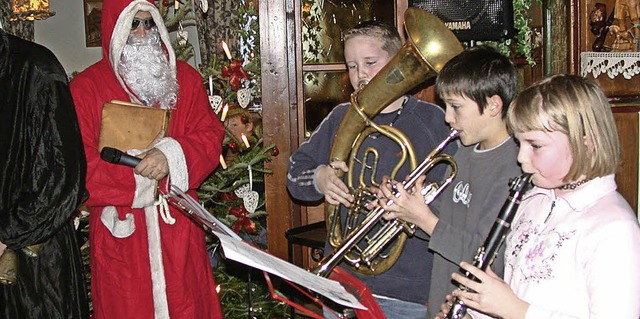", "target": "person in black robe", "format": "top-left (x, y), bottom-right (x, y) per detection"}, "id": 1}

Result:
top-left (0, 28), bottom-right (89, 319)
